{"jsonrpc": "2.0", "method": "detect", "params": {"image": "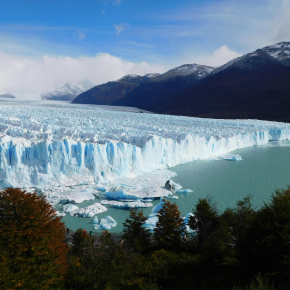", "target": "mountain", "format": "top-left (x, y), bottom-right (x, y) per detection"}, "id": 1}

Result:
top-left (72, 41), bottom-right (290, 122)
top-left (112, 64), bottom-right (214, 110)
top-left (158, 44), bottom-right (290, 122)
top-left (72, 73), bottom-right (160, 105)
top-left (0, 93), bottom-right (15, 99)
top-left (262, 41), bottom-right (290, 66)
top-left (72, 64), bottom-right (214, 106)
top-left (41, 80), bottom-right (94, 101)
